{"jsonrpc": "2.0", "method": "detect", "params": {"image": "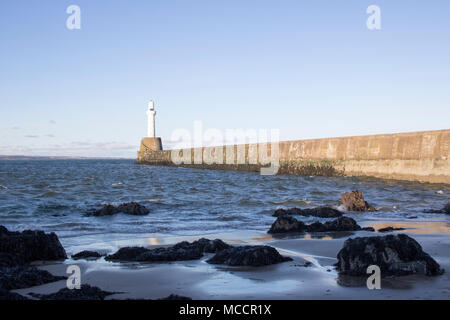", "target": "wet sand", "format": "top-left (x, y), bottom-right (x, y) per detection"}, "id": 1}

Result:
top-left (13, 221), bottom-right (450, 300)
